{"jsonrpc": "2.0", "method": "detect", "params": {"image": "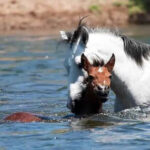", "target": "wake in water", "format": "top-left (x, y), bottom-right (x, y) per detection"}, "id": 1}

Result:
top-left (67, 104), bottom-right (150, 130)
top-left (3, 104), bottom-right (150, 125)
